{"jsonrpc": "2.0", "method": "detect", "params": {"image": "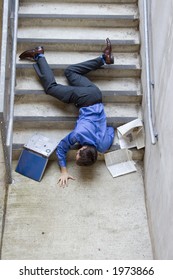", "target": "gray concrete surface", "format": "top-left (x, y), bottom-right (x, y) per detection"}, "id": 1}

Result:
top-left (1, 160), bottom-right (152, 260)
top-left (0, 130), bottom-right (6, 255)
top-left (0, 0), bottom-right (6, 255)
